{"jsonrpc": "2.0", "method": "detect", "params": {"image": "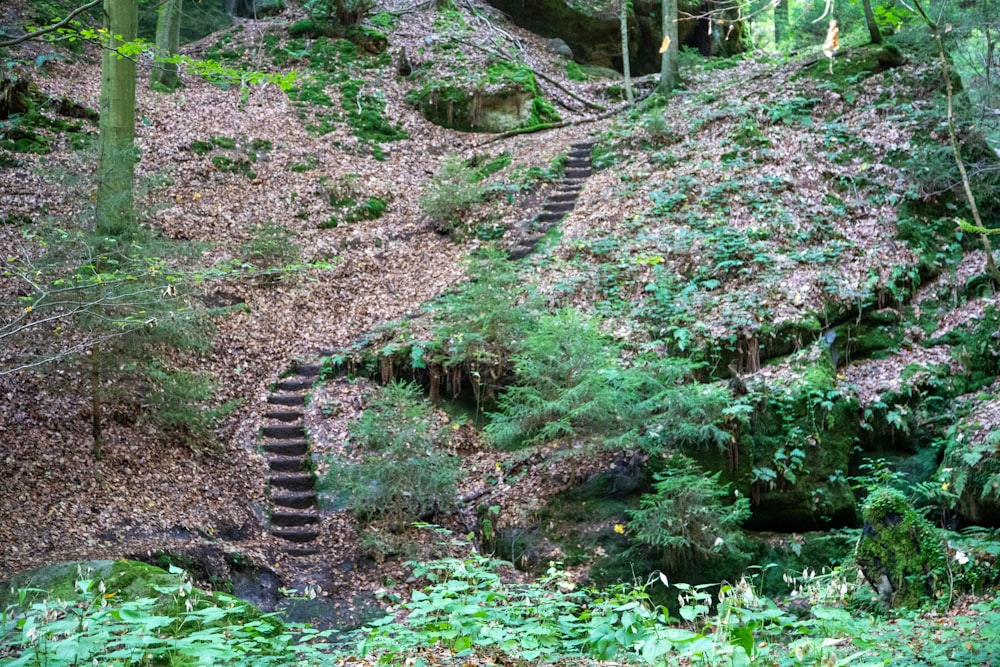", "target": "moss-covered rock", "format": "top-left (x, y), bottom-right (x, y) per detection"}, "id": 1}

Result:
top-left (855, 488), bottom-right (946, 608)
top-left (407, 62), bottom-right (560, 133)
top-left (740, 352), bottom-right (859, 531)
